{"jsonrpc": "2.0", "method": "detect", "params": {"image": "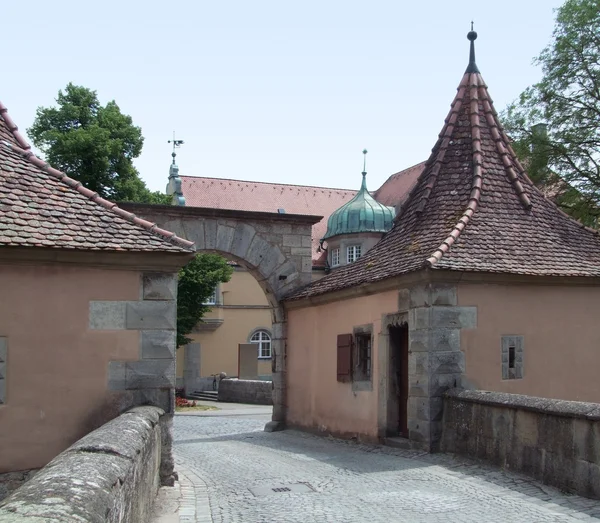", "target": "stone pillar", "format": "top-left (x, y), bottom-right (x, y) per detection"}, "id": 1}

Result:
top-left (90, 271), bottom-right (179, 484)
top-left (407, 283), bottom-right (476, 451)
top-left (265, 319), bottom-right (287, 432)
top-left (183, 343), bottom-right (201, 394)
